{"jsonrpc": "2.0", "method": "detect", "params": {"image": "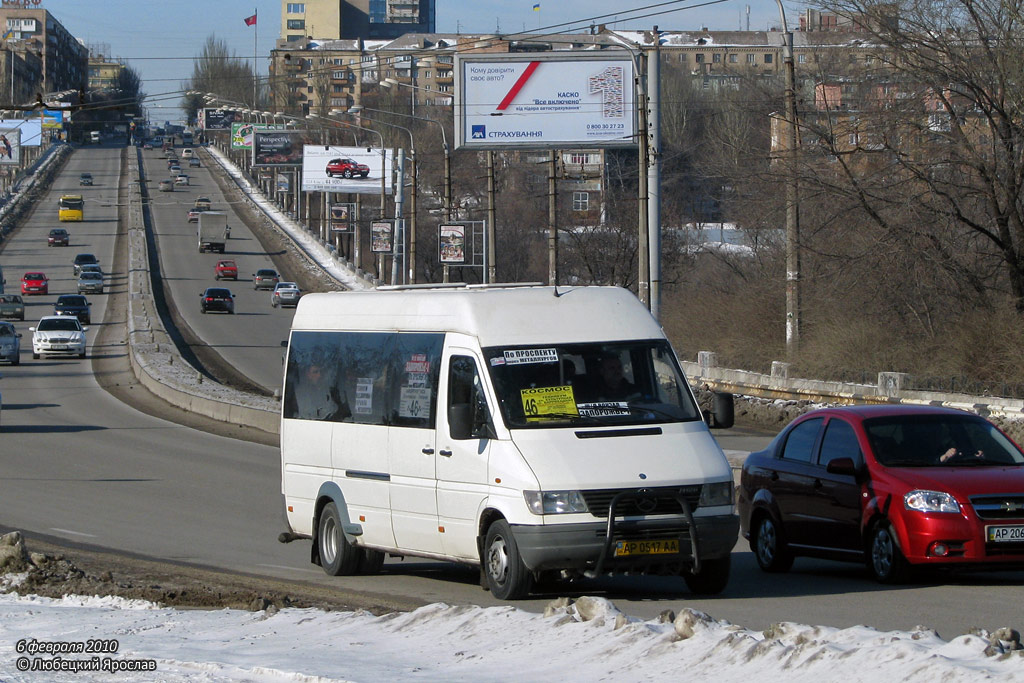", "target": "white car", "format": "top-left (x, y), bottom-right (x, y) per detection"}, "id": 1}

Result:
top-left (30, 315), bottom-right (88, 359)
top-left (271, 282), bottom-right (301, 308)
